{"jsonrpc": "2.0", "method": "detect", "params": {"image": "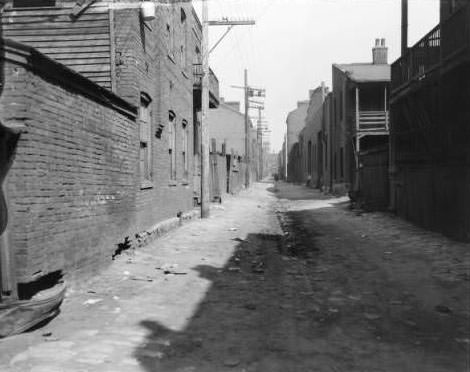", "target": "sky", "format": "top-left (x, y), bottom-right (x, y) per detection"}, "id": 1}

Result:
top-left (193, 0), bottom-right (439, 152)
